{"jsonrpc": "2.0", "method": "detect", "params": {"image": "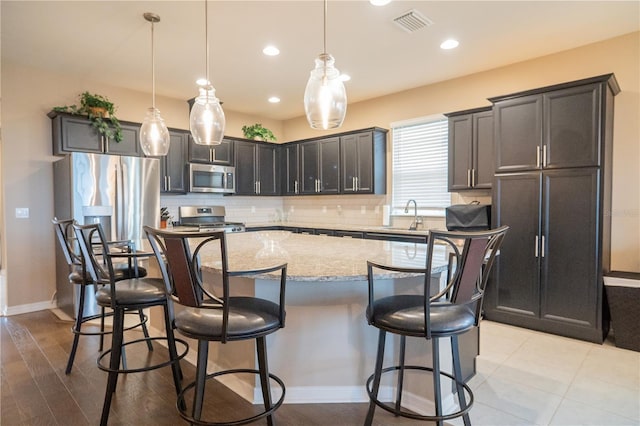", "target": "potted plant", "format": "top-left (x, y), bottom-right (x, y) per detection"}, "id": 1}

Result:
top-left (53, 91), bottom-right (124, 142)
top-left (241, 123), bottom-right (277, 142)
top-left (160, 207), bottom-right (171, 228)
